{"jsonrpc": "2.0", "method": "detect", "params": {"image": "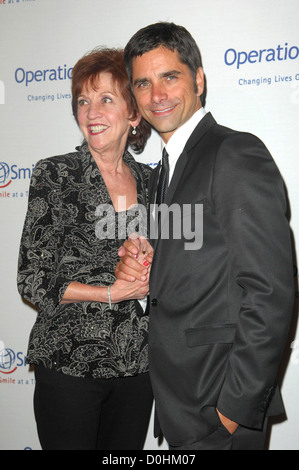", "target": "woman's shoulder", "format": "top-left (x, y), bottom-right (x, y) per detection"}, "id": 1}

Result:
top-left (36, 149), bottom-right (80, 167)
top-left (33, 148), bottom-right (82, 177)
